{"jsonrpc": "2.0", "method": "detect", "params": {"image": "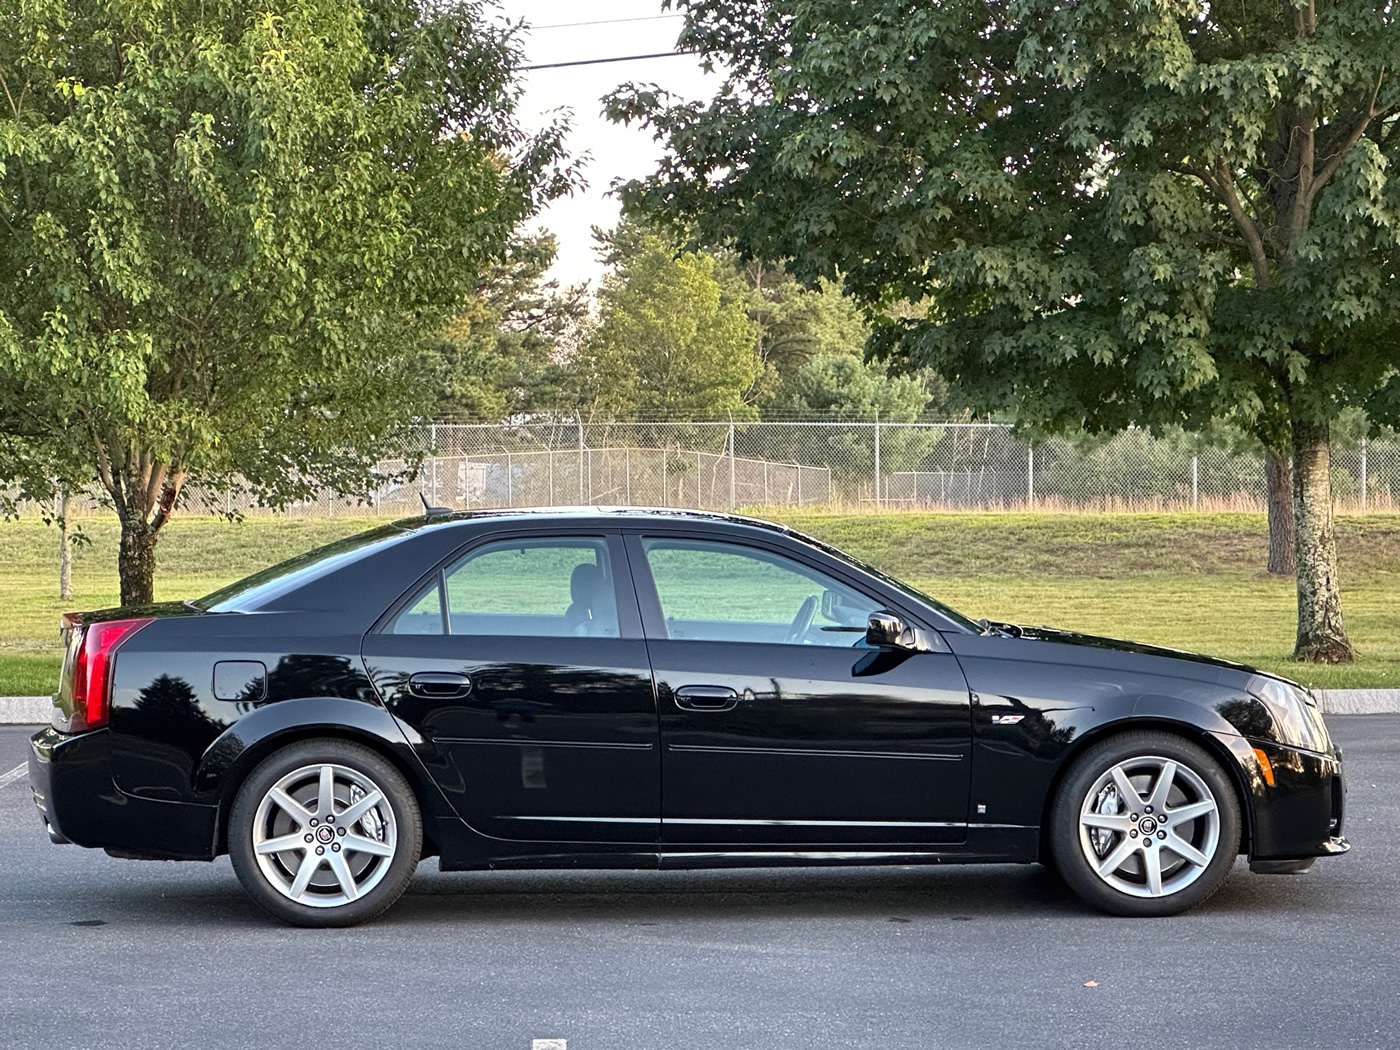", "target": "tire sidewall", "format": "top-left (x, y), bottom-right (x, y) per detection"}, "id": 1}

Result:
top-left (1051, 731), bottom-right (1241, 917)
top-left (229, 739), bottom-right (422, 927)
